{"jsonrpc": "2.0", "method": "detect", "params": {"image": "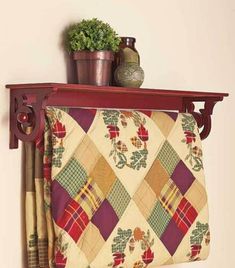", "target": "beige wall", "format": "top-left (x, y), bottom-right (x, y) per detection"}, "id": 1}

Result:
top-left (0, 0), bottom-right (234, 267)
